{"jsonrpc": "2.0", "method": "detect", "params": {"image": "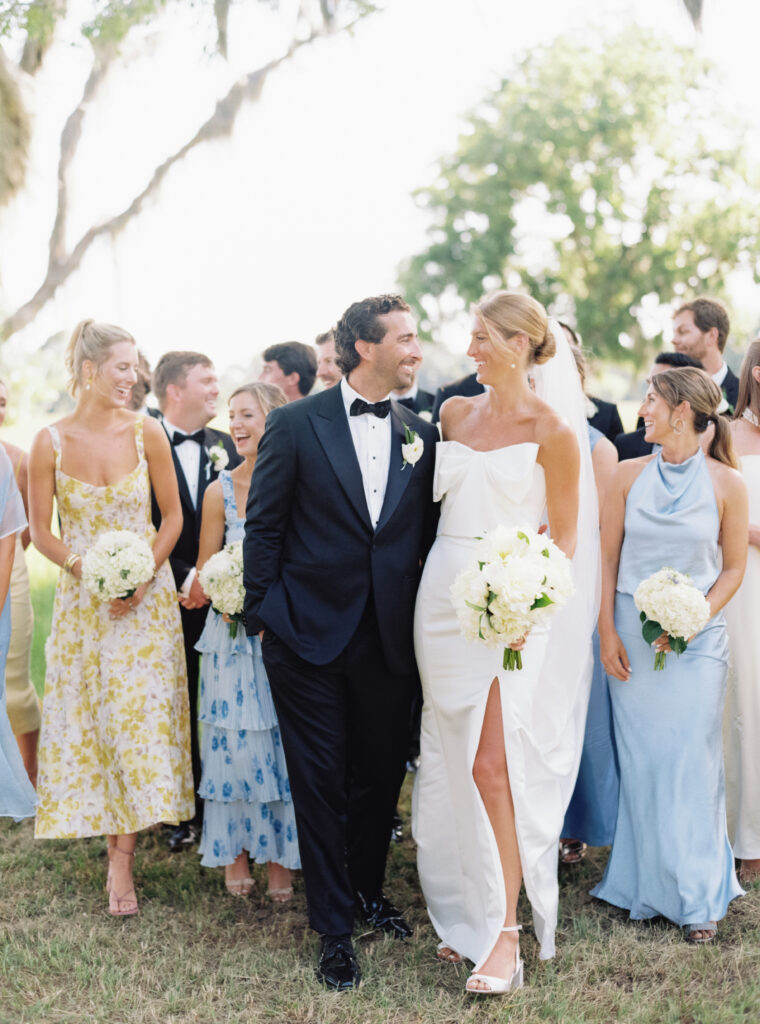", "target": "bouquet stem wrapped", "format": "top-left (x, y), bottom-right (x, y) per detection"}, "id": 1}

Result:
top-left (633, 567), bottom-right (711, 671)
top-left (451, 525), bottom-right (574, 671)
